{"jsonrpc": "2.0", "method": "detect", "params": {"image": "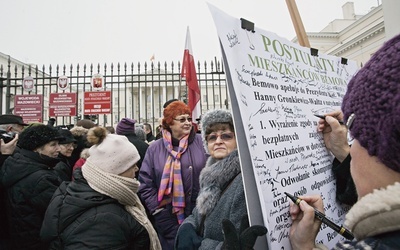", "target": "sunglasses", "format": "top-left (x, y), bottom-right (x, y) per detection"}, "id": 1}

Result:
top-left (60, 143), bottom-right (77, 149)
top-left (174, 117), bottom-right (193, 123)
top-left (206, 132), bottom-right (235, 143)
